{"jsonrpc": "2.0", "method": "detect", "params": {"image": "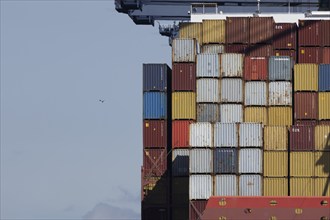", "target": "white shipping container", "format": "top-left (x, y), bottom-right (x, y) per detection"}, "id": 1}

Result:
top-left (190, 148), bottom-right (213, 173)
top-left (269, 82), bottom-right (292, 106)
top-left (239, 148), bottom-right (263, 173)
top-left (221, 78), bottom-right (243, 103)
top-left (202, 44), bottom-right (225, 54)
top-left (220, 104), bottom-right (243, 123)
top-left (172, 149), bottom-right (190, 176)
top-left (197, 78), bottom-right (220, 103)
top-left (221, 53), bottom-right (244, 77)
top-left (215, 175), bottom-right (238, 196)
top-left (172, 38), bottom-right (198, 62)
top-left (189, 174), bottom-right (213, 200)
top-left (245, 81), bottom-right (267, 106)
top-left (189, 122), bottom-right (213, 147)
top-left (239, 123), bottom-right (263, 147)
top-left (214, 123), bottom-right (238, 147)
top-left (197, 53), bottom-right (220, 77)
top-left (239, 175), bottom-right (262, 196)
